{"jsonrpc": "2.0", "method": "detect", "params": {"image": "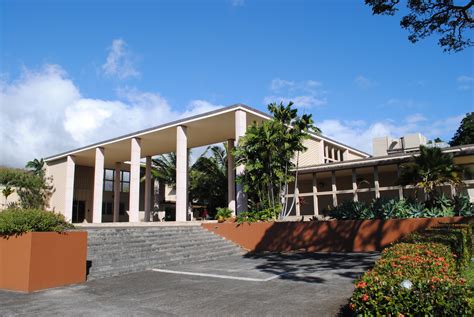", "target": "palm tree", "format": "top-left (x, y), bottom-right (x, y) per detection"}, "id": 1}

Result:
top-left (26, 158), bottom-right (45, 176)
top-left (399, 146), bottom-right (463, 203)
top-left (2, 184), bottom-right (14, 207)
